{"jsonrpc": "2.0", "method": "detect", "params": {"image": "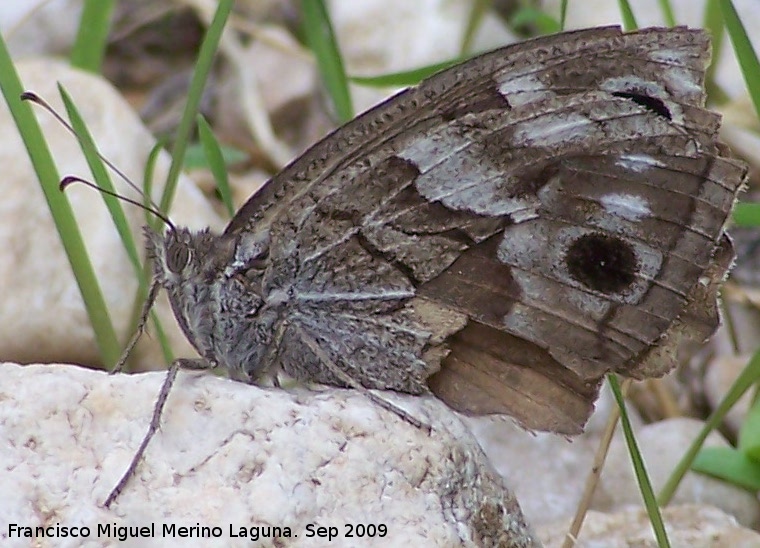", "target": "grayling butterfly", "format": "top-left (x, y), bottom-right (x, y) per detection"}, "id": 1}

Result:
top-left (79, 25), bottom-right (744, 506)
